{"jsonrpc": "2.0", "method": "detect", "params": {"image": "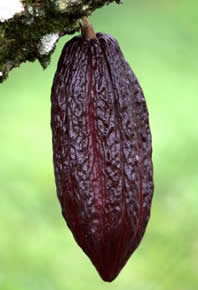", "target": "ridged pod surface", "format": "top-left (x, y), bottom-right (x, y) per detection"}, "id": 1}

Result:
top-left (51, 30), bottom-right (154, 282)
